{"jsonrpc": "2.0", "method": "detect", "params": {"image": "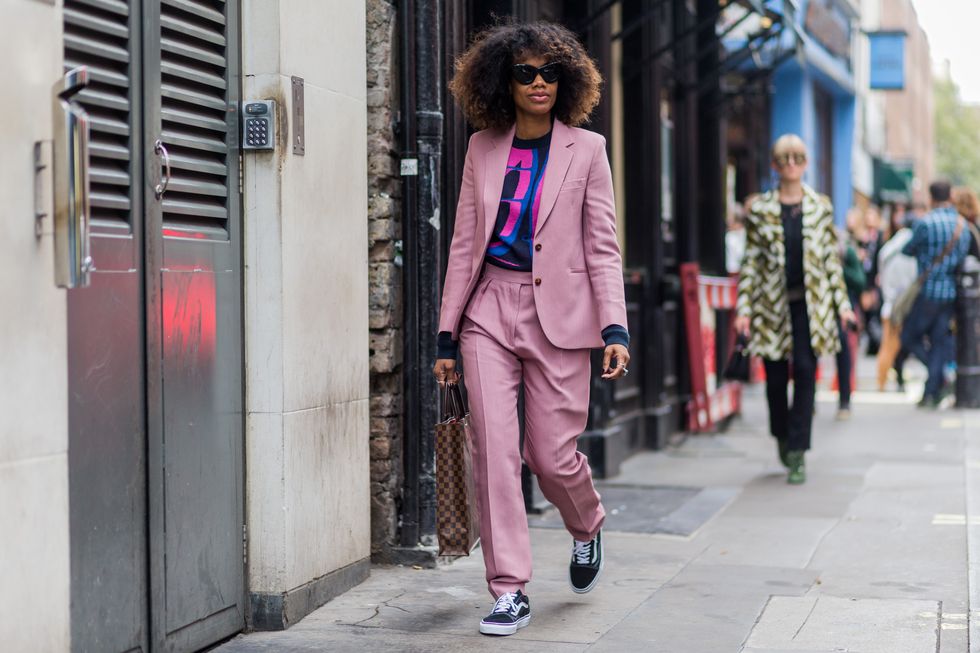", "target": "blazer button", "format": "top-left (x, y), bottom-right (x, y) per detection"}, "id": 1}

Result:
top-left (534, 278), bottom-right (542, 286)
top-left (534, 243), bottom-right (542, 251)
